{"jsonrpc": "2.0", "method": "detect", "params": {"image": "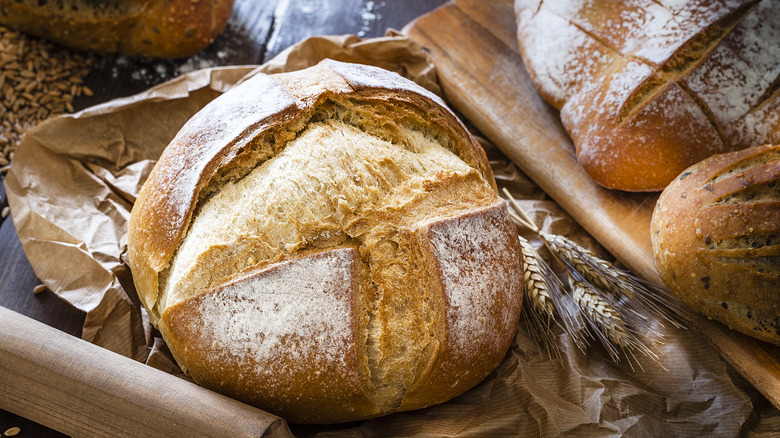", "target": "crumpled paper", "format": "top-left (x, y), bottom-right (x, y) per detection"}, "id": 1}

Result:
top-left (4, 33), bottom-right (776, 436)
